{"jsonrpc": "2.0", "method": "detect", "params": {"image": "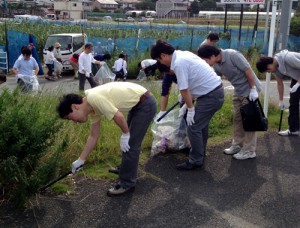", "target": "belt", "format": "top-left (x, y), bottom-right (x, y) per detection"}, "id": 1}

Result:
top-left (210, 83), bottom-right (223, 93)
top-left (198, 83), bottom-right (223, 99)
top-left (137, 90), bottom-right (151, 106)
